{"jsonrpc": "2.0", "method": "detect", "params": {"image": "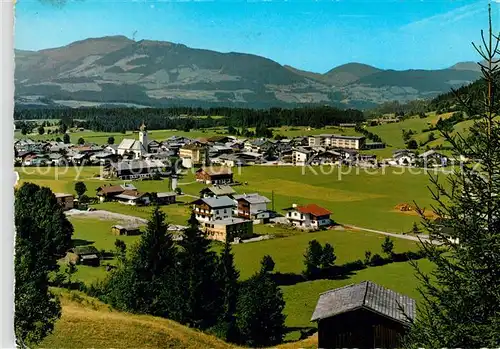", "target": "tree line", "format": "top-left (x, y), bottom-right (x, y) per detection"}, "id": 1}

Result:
top-left (14, 106), bottom-right (365, 133)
